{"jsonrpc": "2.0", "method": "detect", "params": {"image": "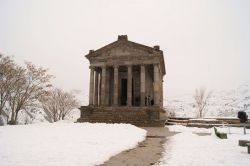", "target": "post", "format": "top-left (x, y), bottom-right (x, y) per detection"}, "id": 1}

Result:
top-left (89, 67), bottom-right (94, 105)
top-left (113, 65), bottom-right (119, 106)
top-left (101, 66), bottom-right (106, 106)
top-left (244, 123), bottom-right (246, 135)
top-left (140, 65), bottom-right (145, 106)
top-left (154, 64), bottom-right (160, 106)
top-left (127, 65), bottom-right (132, 107)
